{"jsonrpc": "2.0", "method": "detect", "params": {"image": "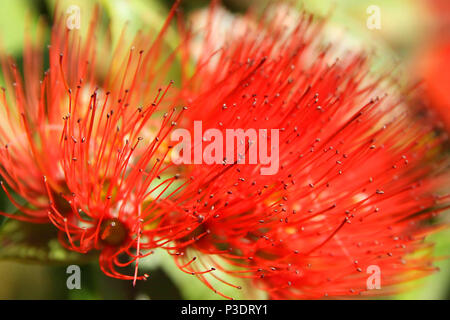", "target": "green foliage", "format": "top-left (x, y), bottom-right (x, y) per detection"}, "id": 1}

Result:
top-left (0, 0), bottom-right (35, 55)
top-left (0, 219), bottom-right (96, 264)
top-left (396, 230), bottom-right (450, 300)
